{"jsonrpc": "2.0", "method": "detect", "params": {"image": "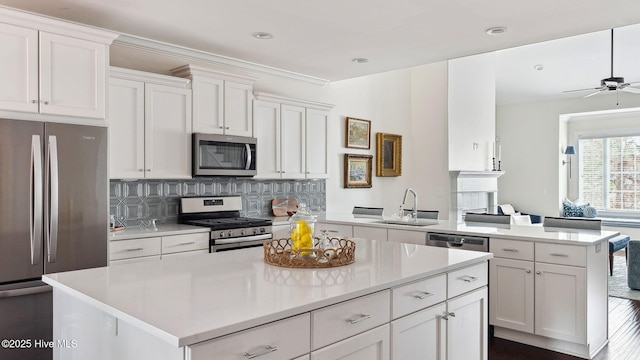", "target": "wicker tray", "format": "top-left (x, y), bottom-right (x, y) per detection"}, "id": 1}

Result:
top-left (264, 238), bottom-right (356, 268)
